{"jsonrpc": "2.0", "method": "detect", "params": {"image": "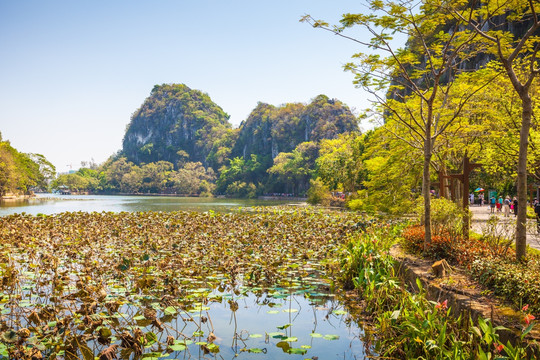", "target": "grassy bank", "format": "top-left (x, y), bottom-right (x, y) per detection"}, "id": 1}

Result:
top-left (337, 222), bottom-right (538, 359)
